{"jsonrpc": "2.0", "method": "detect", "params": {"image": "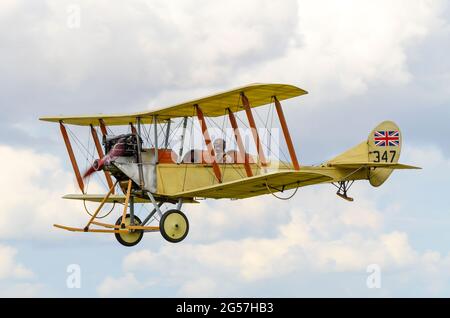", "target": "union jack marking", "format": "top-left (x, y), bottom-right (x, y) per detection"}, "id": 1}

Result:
top-left (374, 131), bottom-right (399, 147)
